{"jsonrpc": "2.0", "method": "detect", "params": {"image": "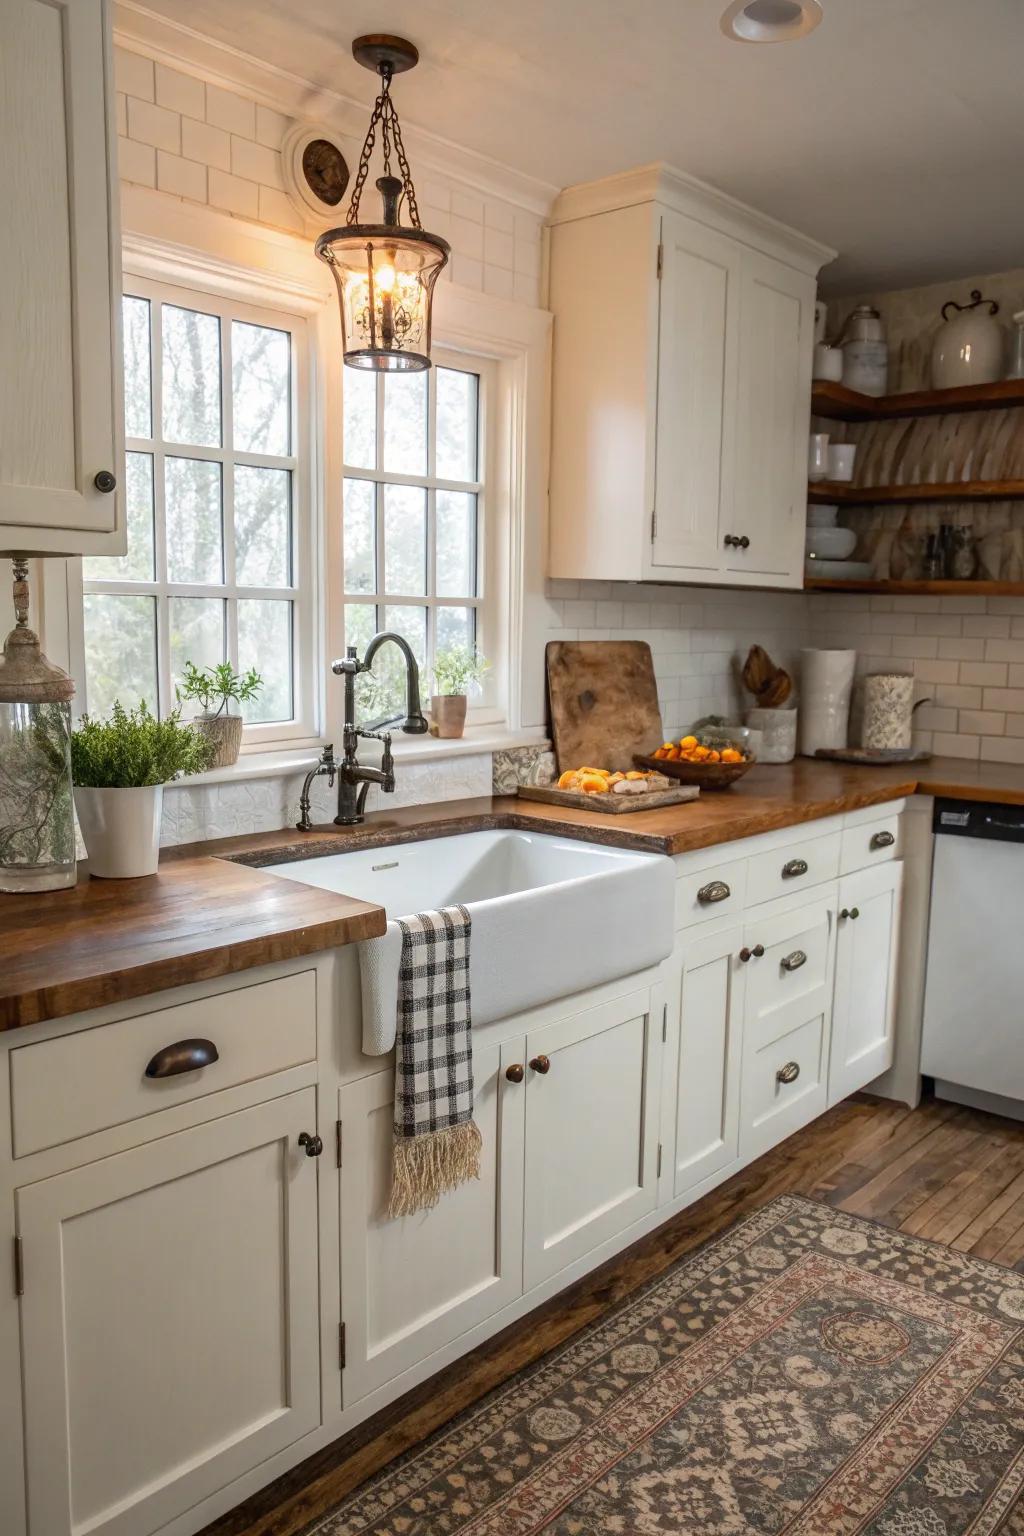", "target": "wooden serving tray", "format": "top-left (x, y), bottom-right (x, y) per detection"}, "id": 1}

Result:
top-left (517, 783), bottom-right (699, 814)
top-left (814, 747), bottom-right (933, 765)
